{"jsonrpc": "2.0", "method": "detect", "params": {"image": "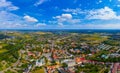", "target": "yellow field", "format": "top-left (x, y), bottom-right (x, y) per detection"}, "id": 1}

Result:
top-left (0, 49), bottom-right (7, 53)
top-left (0, 46), bottom-right (2, 48)
top-left (32, 67), bottom-right (45, 73)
